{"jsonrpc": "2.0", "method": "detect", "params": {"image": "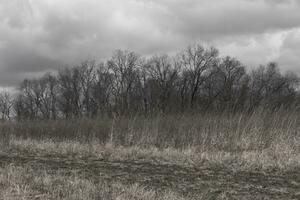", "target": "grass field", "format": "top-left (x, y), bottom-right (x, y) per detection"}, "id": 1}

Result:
top-left (1, 110), bottom-right (300, 199)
